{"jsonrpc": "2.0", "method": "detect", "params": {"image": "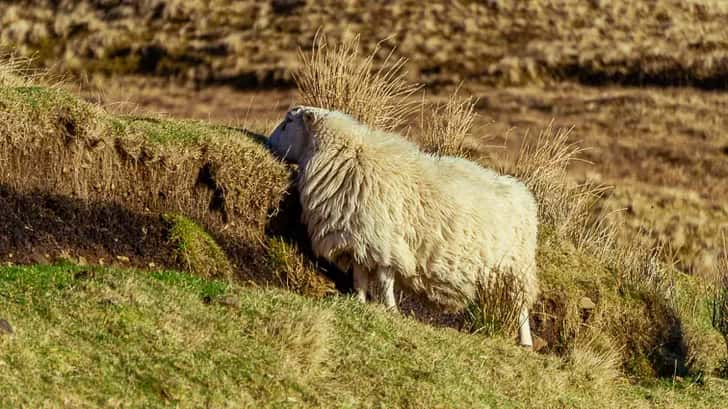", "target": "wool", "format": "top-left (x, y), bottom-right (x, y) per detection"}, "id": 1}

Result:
top-left (268, 106), bottom-right (539, 345)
